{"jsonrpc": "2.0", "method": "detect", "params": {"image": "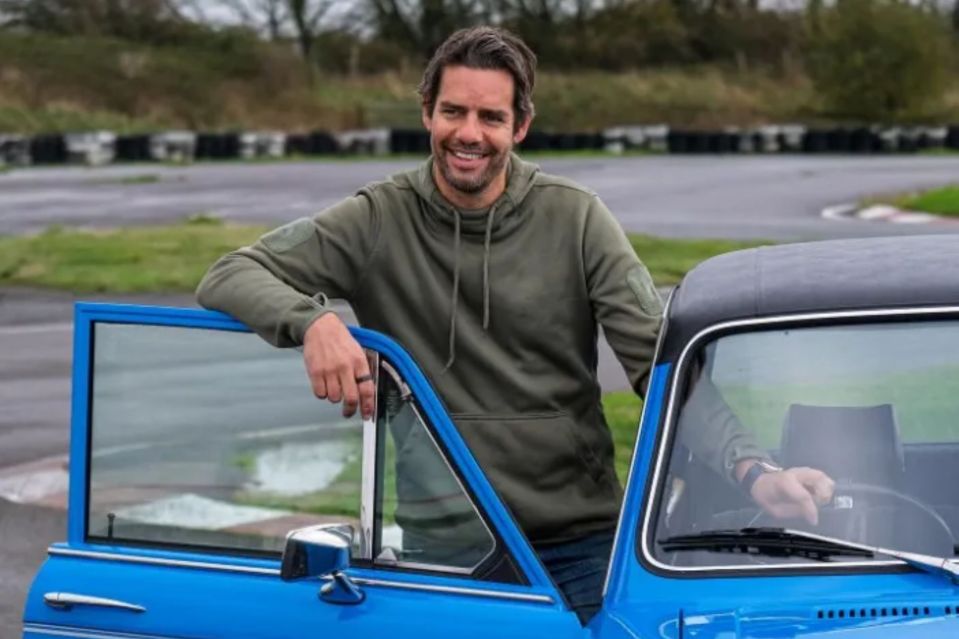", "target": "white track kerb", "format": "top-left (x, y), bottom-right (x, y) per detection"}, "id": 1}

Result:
top-left (821, 203), bottom-right (956, 225)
